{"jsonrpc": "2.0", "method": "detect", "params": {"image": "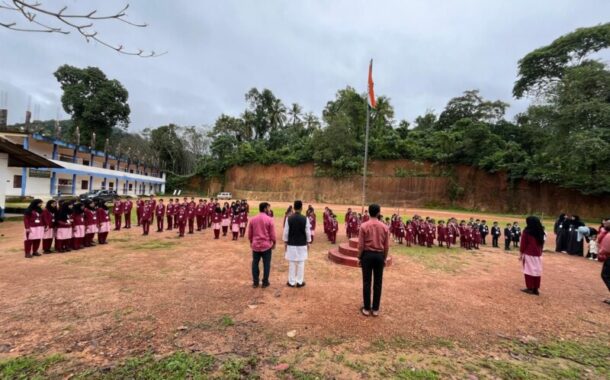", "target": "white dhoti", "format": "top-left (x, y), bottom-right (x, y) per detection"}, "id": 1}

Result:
top-left (285, 245), bottom-right (308, 286)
